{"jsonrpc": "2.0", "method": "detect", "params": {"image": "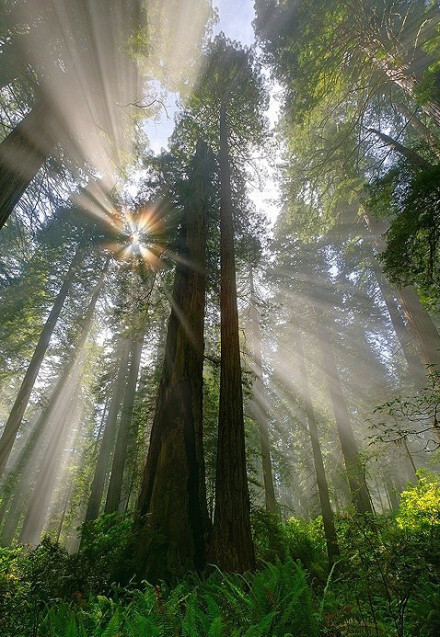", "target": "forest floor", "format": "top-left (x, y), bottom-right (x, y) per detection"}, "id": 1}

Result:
top-left (0, 472), bottom-right (439, 636)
